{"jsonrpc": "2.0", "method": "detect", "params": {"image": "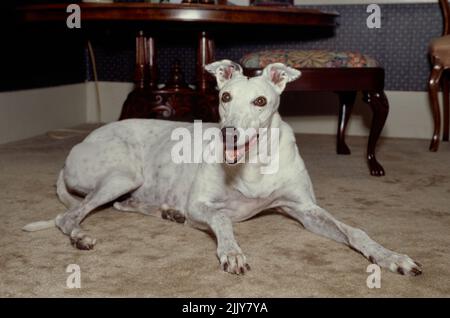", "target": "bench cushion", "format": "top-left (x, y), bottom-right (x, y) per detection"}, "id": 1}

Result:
top-left (240, 50), bottom-right (380, 68)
